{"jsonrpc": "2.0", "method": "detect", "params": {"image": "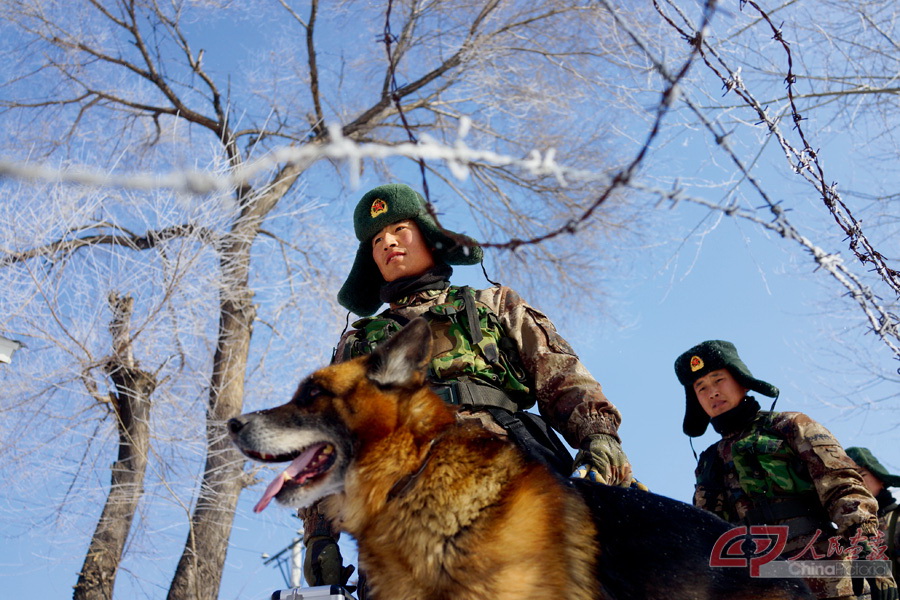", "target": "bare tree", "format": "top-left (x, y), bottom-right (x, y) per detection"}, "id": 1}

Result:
top-left (2, 1), bottom-right (898, 598)
top-left (74, 292), bottom-right (158, 600)
top-left (0, 1), bottom-right (649, 598)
